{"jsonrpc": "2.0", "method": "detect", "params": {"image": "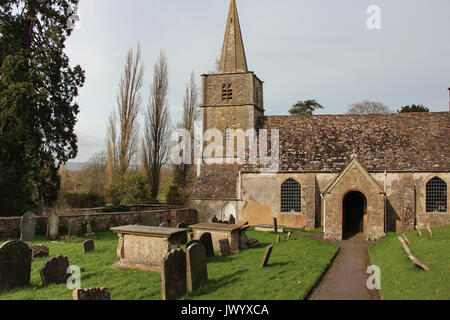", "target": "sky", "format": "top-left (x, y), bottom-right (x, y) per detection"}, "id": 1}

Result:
top-left (65, 0), bottom-right (450, 162)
